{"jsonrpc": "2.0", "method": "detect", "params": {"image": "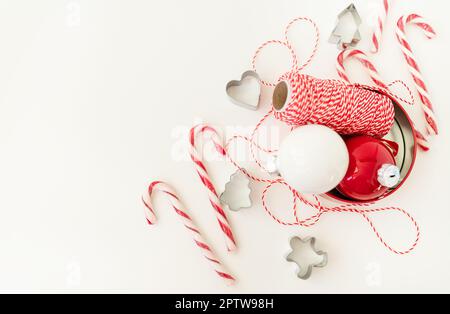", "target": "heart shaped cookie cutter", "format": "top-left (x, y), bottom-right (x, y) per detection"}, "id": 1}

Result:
top-left (226, 71), bottom-right (261, 111)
